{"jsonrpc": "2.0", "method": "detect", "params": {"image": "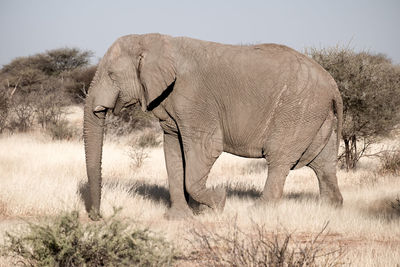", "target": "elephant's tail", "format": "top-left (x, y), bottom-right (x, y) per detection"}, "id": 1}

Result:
top-left (332, 88), bottom-right (343, 152)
